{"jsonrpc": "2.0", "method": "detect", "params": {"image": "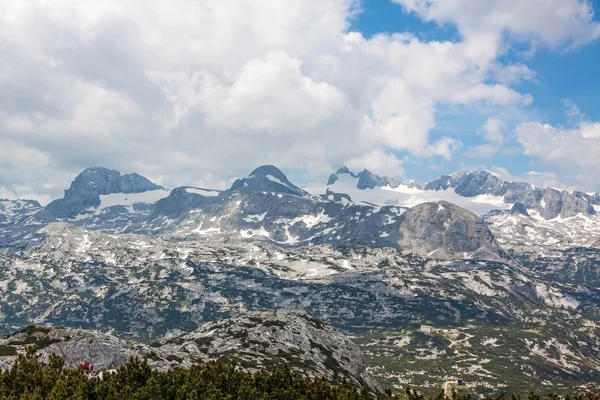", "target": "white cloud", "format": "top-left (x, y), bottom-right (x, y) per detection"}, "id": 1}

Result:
top-left (563, 98), bottom-right (584, 121)
top-left (512, 100), bottom-right (600, 190)
top-left (489, 166), bottom-right (562, 189)
top-left (393, 0), bottom-right (600, 49)
top-left (580, 121), bottom-right (600, 138)
top-left (0, 0), bottom-right (596, 200)
top-left (480, 117), bottom-right (506, 144)
top-left (514, 121), bottom-right (600, 190)
top-left (346, 149), bottom-right (404, 177)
